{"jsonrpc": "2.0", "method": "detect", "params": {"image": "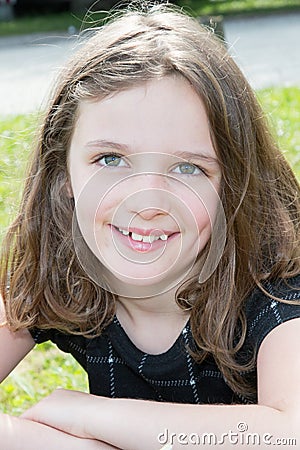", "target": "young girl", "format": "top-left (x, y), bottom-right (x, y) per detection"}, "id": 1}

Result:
top-left (1, 3), bottom-right (300, 449)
